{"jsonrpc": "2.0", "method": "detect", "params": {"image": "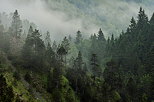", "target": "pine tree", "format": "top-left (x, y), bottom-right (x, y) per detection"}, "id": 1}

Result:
top-left (57, 46), bottom-right (67, 64)
top-left (10, 10), bottom-right (22, 38)
top-left (126, 78), bottom-right (137, 101)
top-left (46, 43), bottom-right (55, 68)
top-left (137, 7), bottom-right (148, 30)
top-left (90, 54), bottom-right (101, 78)
top-left (22, 29), bottom-right (46, 71)
top-left (75, 30), bottom-right (82, 44)
top-left (103, 60), bottom-right (122, 90)
top-left (90, 34), bottom-right (99, 54)
top-left (75, 51), bottom-right (83, 70)
top-left (129, 17), bottom-right (137, 32)
top-left (61, 36), bottom-right (70, 53)
top-left (98, 28), bottom-right (105, 41)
